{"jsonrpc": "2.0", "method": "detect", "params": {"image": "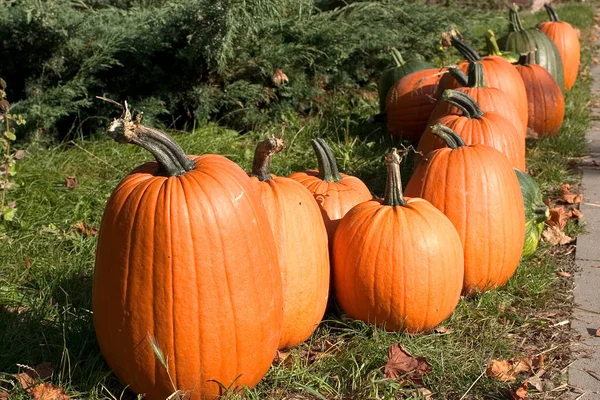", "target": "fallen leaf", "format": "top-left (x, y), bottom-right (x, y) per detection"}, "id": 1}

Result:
top-left (548, 207), bottom-right (569, 230)
top-left (65, 176), bottom-right (78, 189)
top-left (34, 363), bottom-right (53, 380)
top-left (541, 226), bottom-right (573, 246)
top-left (29, 382), bottom-right (70, 400)
top-left (273, 350), bottom-right (290, 365)
top-left (559, 184), bottom-right (583, 204)
top-left (571, 208), bottom-right (583, 219)
top-left (595, 328), bottom-right (600, 337)
top-left (14, 149), bottom-right (26, 160)
top-left (72, 222), bottom-right (98, 237)
top-left (418, 387), bottom-right (433, 399)
top-left (433, 326), bottom-right (451, 334)
top-left (529, 374), bottom-right (544, 392)
top-left (556, 271), bottom-right (572, 278)
top-left (487, 359), bottom-right (517, 382)
top-left (384, 344), bottom-right (432, 385)
top-left (14, 372), bottom-right (36, 389)
top-left (511, 380), bottom-right (528, 400)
